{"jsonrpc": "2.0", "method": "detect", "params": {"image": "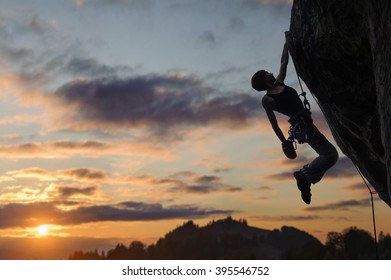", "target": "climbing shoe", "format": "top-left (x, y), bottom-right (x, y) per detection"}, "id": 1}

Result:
top-left (293, 171), bottom-right (312, 204)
